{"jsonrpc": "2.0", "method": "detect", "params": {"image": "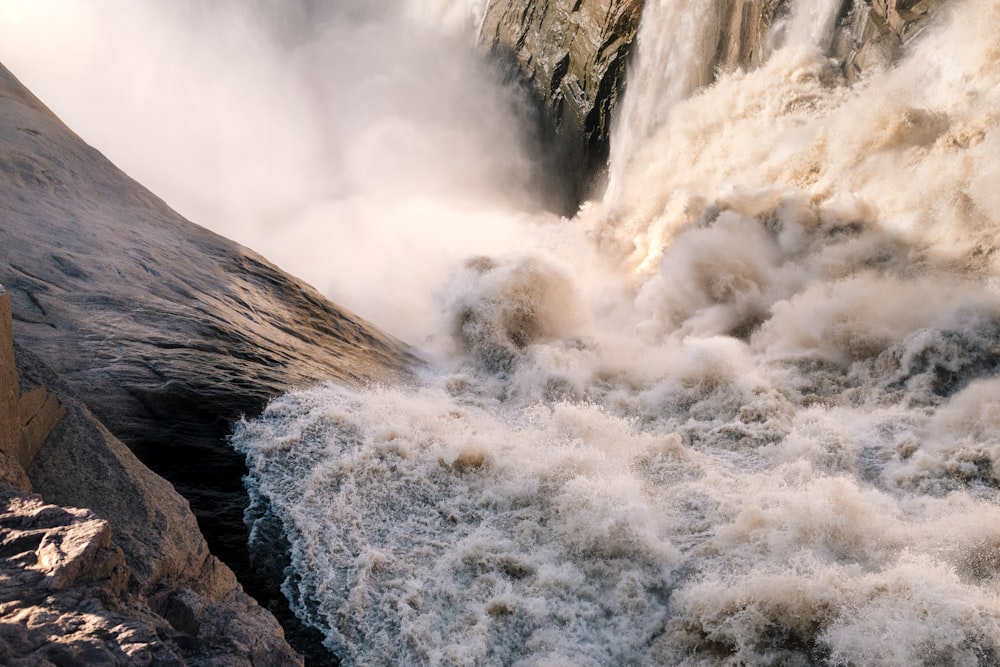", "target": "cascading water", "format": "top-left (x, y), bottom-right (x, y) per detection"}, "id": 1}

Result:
top-left (604, 0), bottom-right (719, 204)
top-left (229, 0), bottom-right (1000, 664)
